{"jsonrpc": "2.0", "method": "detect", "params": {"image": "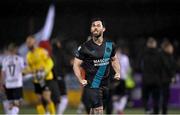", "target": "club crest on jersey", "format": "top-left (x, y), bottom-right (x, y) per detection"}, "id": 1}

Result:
top-left (106, 48), bottom-right (111, 53)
